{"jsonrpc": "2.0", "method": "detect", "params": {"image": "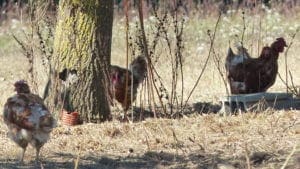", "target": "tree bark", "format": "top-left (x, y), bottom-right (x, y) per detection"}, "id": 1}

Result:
top-left (50, 0), bottom-right (113, 122)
